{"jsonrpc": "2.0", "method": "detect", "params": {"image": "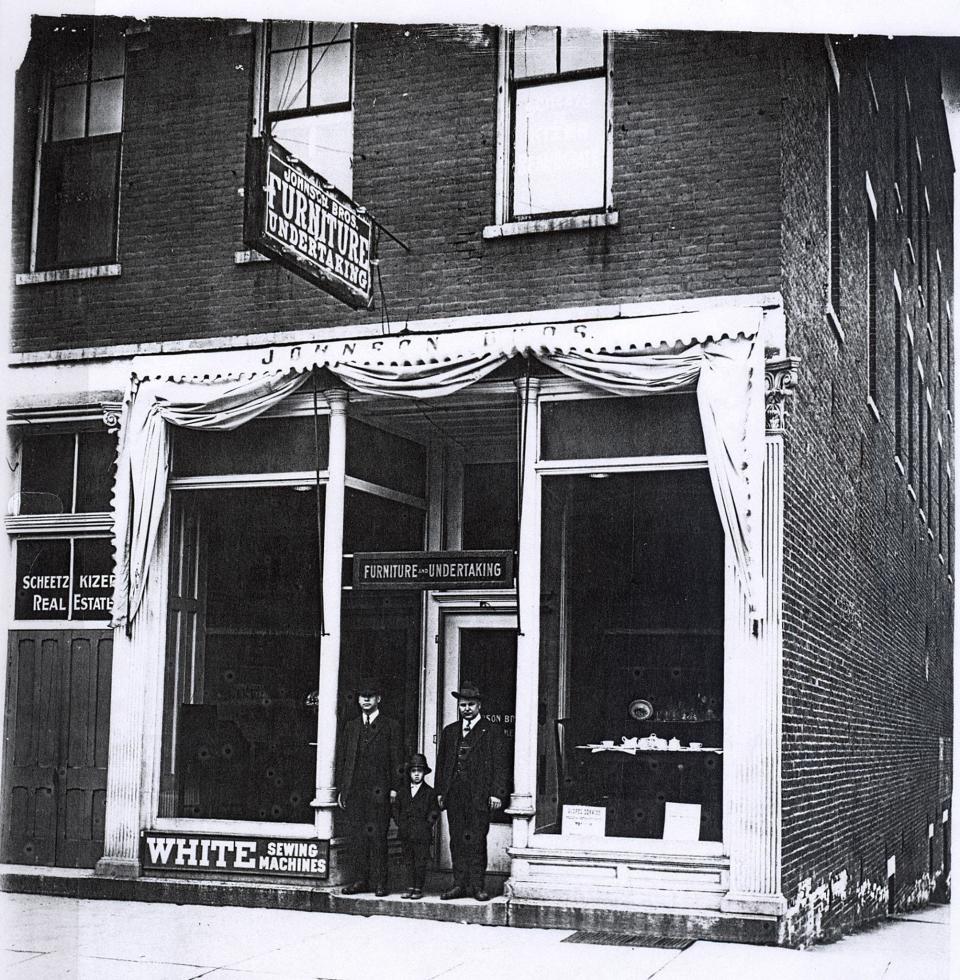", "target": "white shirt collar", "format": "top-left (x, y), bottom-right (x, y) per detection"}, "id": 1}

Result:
top-left (463, 716), bottom-right (478, 733)
top-left (364, 708), bottom-right (380, 724)
top-left (410, 782), bottom-right (421, 796)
